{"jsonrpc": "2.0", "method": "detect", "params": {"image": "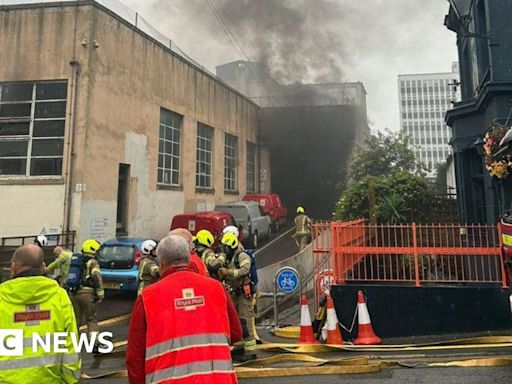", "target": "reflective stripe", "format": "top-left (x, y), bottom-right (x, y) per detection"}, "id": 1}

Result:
top-left (0, 354), bottom-right (64, 370)
top-left (239, 260), bottom-right (250, 267)
top-left (62, 353), bottom-right (81, 364)
top-left (146, 359), bottom-right (233, 384)
top-left (146, 333), bottom-right (229, 360)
